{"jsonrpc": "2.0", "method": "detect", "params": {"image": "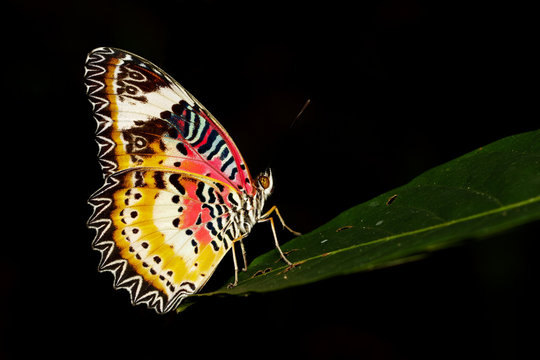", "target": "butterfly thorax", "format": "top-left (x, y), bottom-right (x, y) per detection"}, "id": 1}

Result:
top-left (233, 169), bottom-right (274, 236)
